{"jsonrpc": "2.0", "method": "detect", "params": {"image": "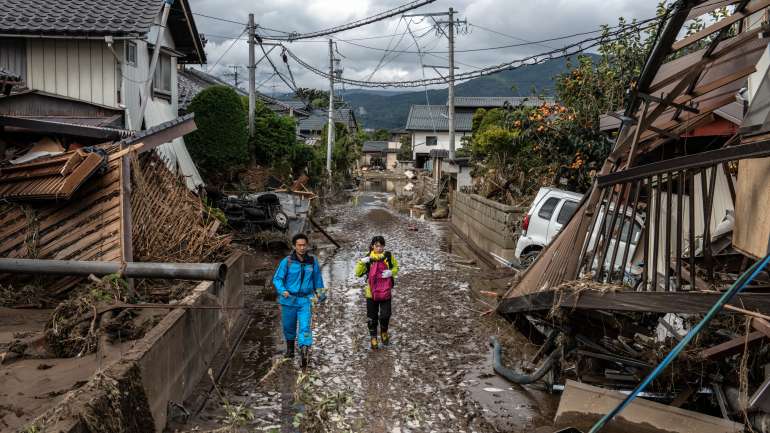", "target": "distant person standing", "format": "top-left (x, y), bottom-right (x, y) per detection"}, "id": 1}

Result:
top-left (355, 236), bottom-right (400, 349)
top-left (273, 233), bottom-right (326, 368)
